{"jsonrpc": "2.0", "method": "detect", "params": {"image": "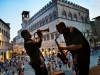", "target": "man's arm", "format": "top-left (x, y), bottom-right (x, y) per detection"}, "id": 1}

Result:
top-left (36, 30), bottom-right (43, 48)
top-left (59, 44), bottom-right (82, 51)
